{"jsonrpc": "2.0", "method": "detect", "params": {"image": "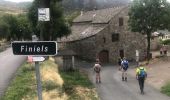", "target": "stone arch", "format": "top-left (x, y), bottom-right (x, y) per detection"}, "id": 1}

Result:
top-left (98, 50), bottom-right (109, 63)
